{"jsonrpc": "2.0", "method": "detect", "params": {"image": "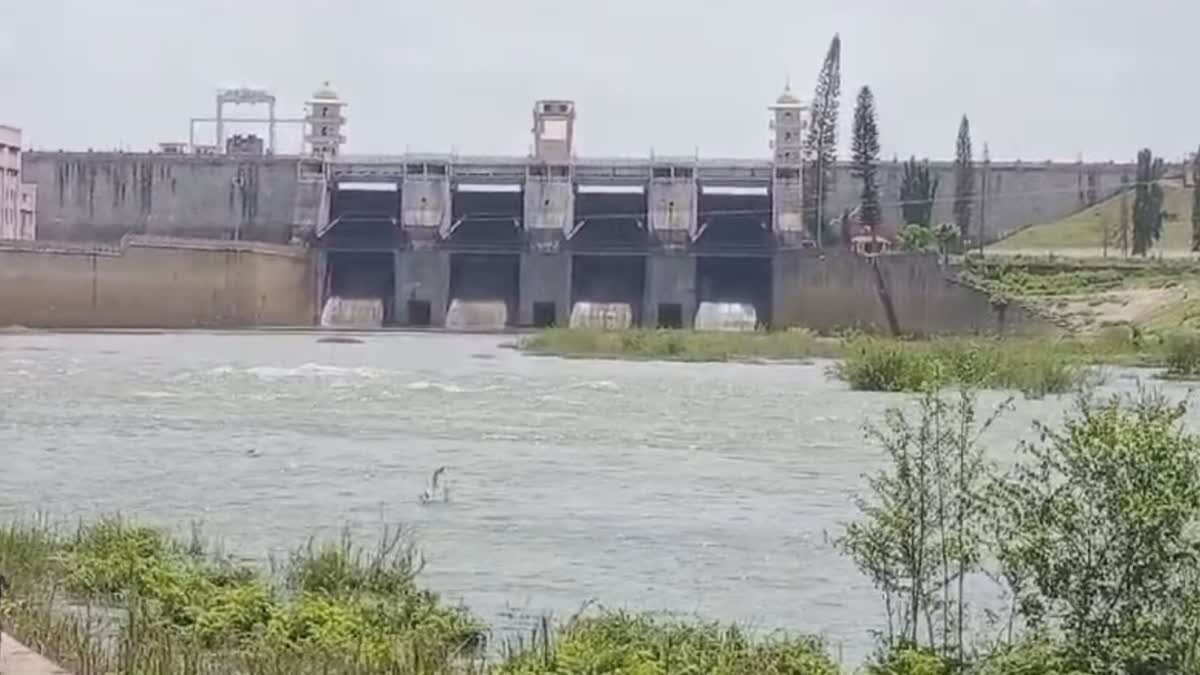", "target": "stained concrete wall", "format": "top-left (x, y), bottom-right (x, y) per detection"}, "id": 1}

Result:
top-left (773, 251), bottom-right (1046, 336)
top-left (643, 254), bottom-right (696, 328)
top-left (829, 161), bottom-right (1132, 241)
top-left (524, 179), bottom-right (574, 234)
top-left (518, 252), bottom-right (571, 326)
top-left (24, 153), bottom-right (305, 243)
top-left (648, 178), bottom-right (697, 242)
top-left (395, 249), bottom-right (450, 325)
top-left (0, 236), bottom-right (315, 328)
